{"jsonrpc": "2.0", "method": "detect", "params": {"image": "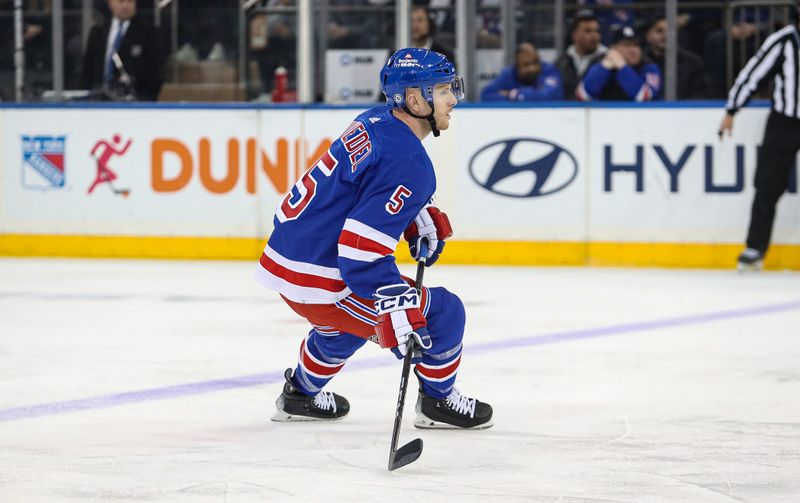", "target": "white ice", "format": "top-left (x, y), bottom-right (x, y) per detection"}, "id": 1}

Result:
top-left (1, 258), bottom-right (799, 502)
